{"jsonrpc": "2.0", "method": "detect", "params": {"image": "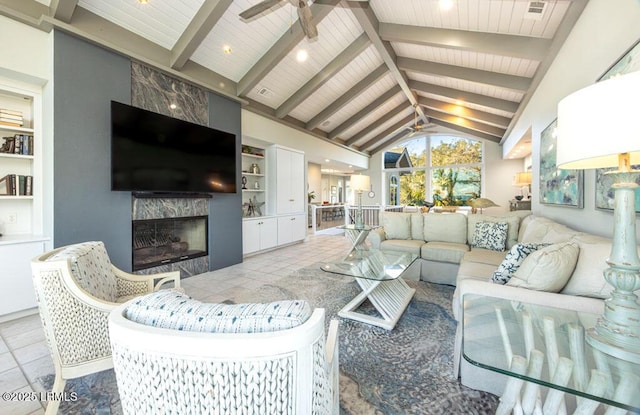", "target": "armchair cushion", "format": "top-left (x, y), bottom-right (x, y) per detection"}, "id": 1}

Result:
top-left (47, 241), bottom-right (117, 302)
top-left (124, 290), bottom-right (312, 334)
